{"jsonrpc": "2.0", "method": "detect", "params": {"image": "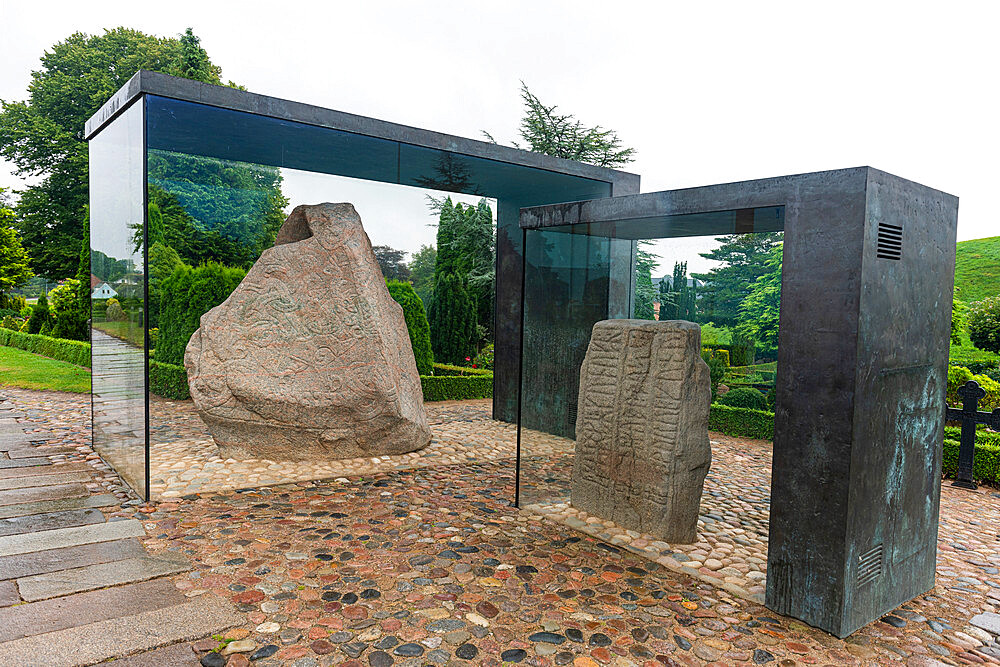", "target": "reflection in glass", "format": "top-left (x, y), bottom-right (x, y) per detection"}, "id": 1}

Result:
top-left (90, 100), bottom-right (147, 498)
top-left (518, 208), bottom-right (785, 510)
